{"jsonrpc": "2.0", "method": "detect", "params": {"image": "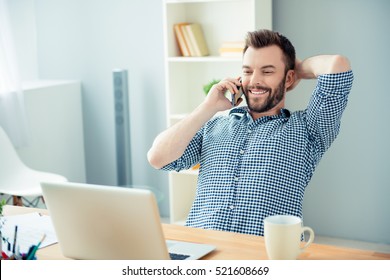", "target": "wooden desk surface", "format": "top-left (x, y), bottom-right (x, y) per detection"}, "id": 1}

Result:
top-left (4, 205), bottom-right (390, 260)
